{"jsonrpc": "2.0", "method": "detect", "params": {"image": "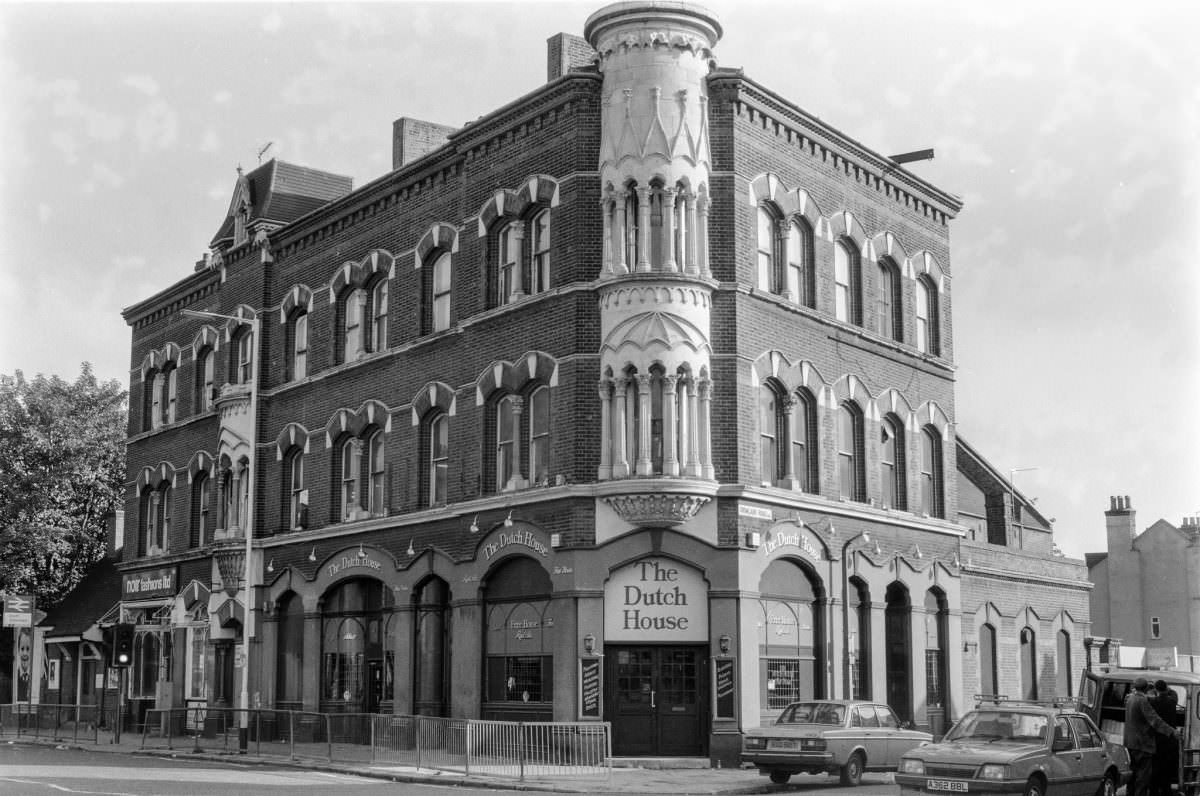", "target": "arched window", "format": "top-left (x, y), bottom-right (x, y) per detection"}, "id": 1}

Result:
top-left (143, 483), bottom-right (170, 554)
top-left (285, 449), bottom-right (306, 530)
top-left (980, 623), bottom-right (999, 697)
top-left (146, 370), bottom-right (162, 431)
top-left (623, 184), bottom-right (640, 269)
top-left (191, 472), bottom-right (210, 548)
top-left (528, 386), bottom-right (551, 485)
top-left (1021, 627), bottom-right (1038, 700)
top-left (792, 389), bottom-right (818, 493)
top-left (484, 557), bottom-right (554, 720)
top-left (758, 558), bottom-right (825, 710)
top-left (341, 288), bottom-right (366, 363)
top-left (877, 259), bottom-right (902, 341)
top-left (235, 327), bottom-right (254, 384)
top-left (834, 239), bottom-right (862, 324)
top-left (367, 430), bottom-right (385, 517)
top-left (320, 579), bottom-right (393, 713)
top-left (498, 221), bottom-right (522, 305)
top-left (759, 383), bottom-right (783, 485)
top-left (371, 279), bottom-right (388, 353)
top-left (220, 467), bottom-right (235, 532)
top-left (196, 347), bottom-right (215, 412)
top-left (837, 402), bottom-right (865, 502)
top-left (287, 311), bottom-right (308, 381)
top-left (161, 365), bottom-right (177, 425)
top-left (924, 590), bottom-right (950, 734)
top-left (427, 414), bottom-right (448, 507)
top-left (880, 414), bottom-right (906, 511)
top-left (787, 219), bottom-right (814, 307)
top-left (429, 252), bottom-right (452, 333)
top-left (339, 438), bottom-right (360, 521)
top-left (495, 395), bottom-right (517, 491)
top-left (916, 275), bottom-right (940, 355)
top-left (756, 205), bottom-right (780, 292)
top-left (1056, 630), bottom-right (1072, 697)
top-left (920, 425), bottom-right (944, 518)
top-left (531, 209), bottom-right (551, 295)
